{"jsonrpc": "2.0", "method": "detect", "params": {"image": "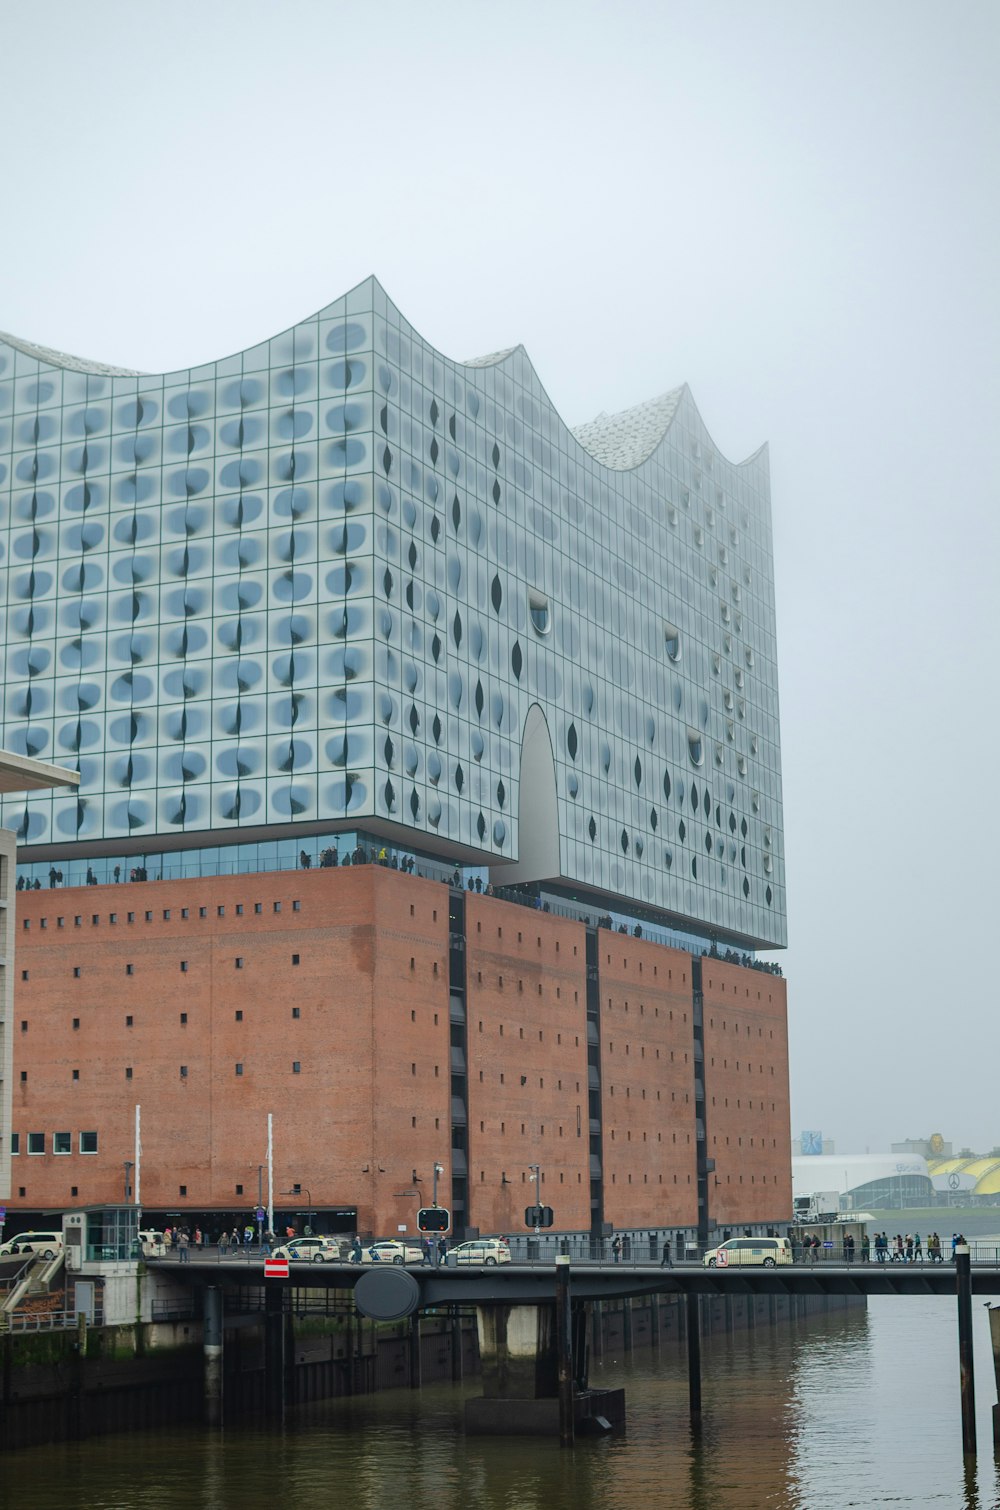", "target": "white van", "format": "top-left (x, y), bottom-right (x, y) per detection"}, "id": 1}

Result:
top-left (0, 1230), bottom-right (64, 1259)
top-left (702, 1236), bottom-right (792, 1268)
